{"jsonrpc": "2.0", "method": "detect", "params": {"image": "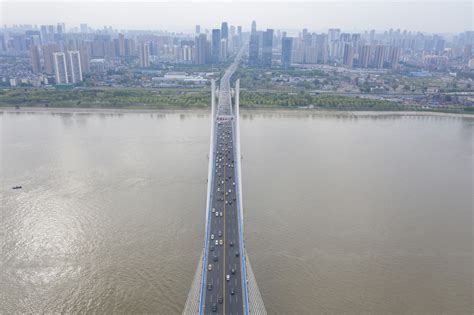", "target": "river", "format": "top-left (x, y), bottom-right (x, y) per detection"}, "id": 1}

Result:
top-left (1, 110), bottom-right (472, 313)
